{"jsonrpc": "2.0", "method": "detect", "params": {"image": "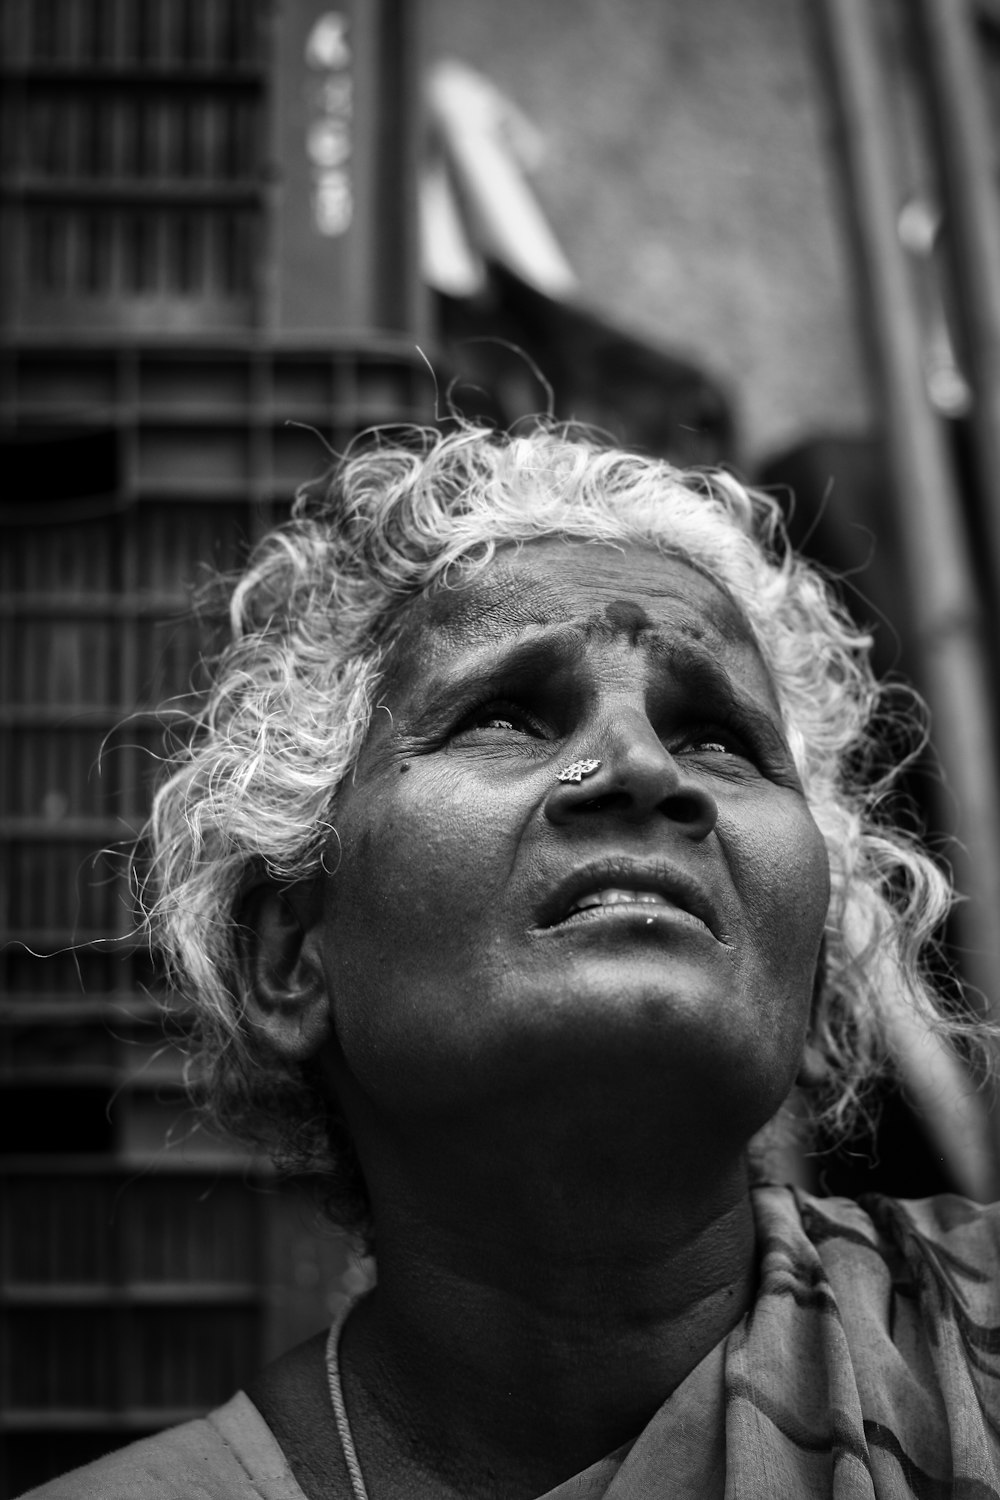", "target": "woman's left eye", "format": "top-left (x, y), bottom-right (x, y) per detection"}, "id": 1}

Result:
top-left (455, 701), bottom-right (547, 738)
